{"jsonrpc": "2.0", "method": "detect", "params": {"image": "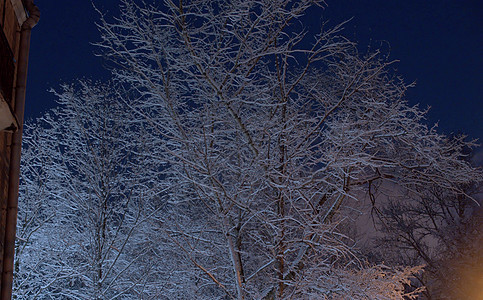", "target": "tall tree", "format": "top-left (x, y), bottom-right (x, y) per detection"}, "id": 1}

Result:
top-left (15, 82), bottom-right (164, 299)
top-left (15, 0), bottom-right (482, 299)
top-left (92, 0), bottom-right (481, 298)
top-left (371, 177), bottom-right (482, 299)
